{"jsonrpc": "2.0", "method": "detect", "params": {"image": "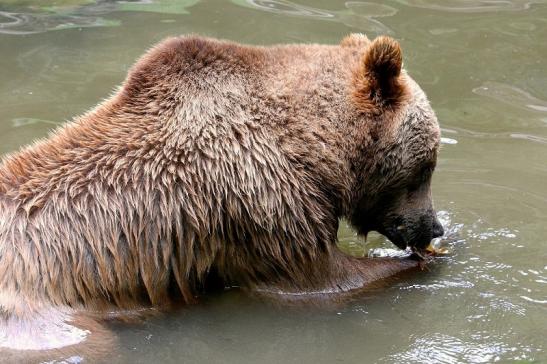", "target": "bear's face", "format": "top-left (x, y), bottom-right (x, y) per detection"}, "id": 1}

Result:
top-left (348, 36), bottom-right (444, 252)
